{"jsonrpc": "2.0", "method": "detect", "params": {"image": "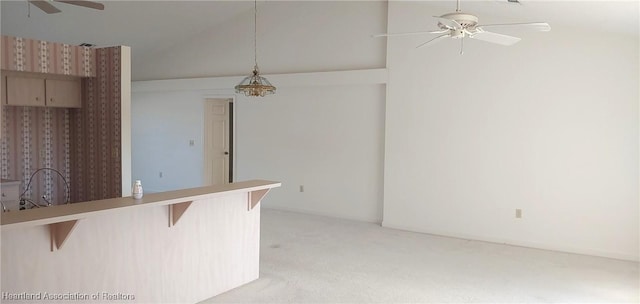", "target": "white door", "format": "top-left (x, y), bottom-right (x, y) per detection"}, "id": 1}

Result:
top-left (204, 99), bottom-right (232, 185)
